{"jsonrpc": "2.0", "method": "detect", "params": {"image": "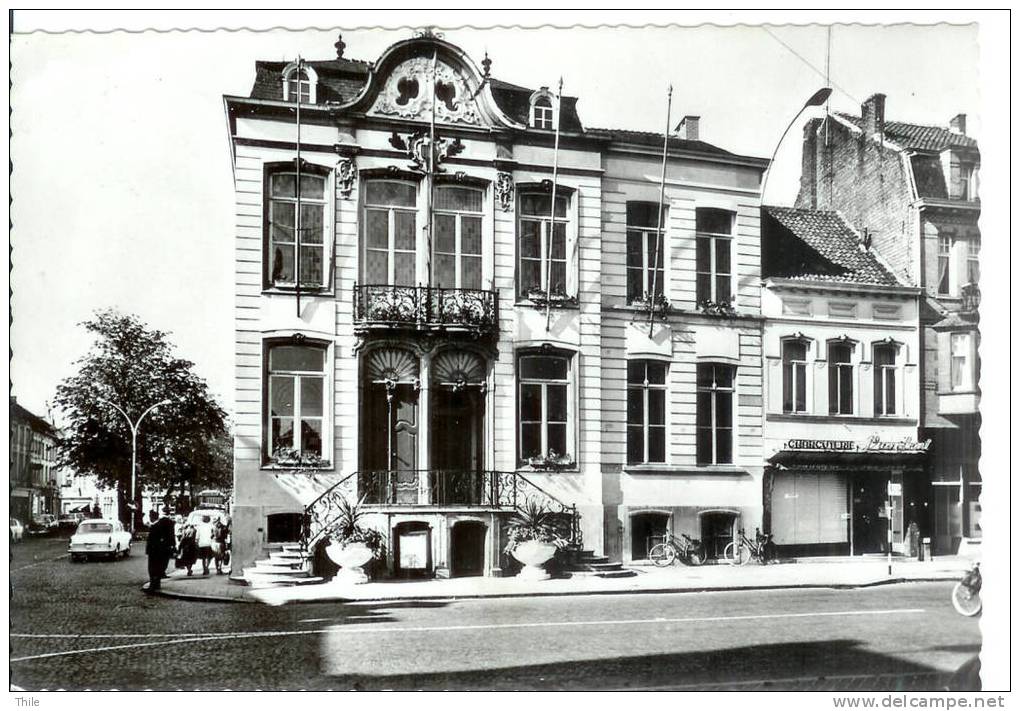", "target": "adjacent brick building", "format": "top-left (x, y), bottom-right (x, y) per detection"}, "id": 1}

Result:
top-left (796, 95), bottom-right (981, 555)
